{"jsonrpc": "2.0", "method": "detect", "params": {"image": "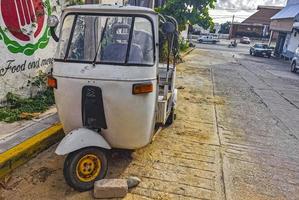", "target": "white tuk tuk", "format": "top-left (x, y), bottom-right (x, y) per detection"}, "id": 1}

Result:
top-left (47, 4), bottom-right (178, 191)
